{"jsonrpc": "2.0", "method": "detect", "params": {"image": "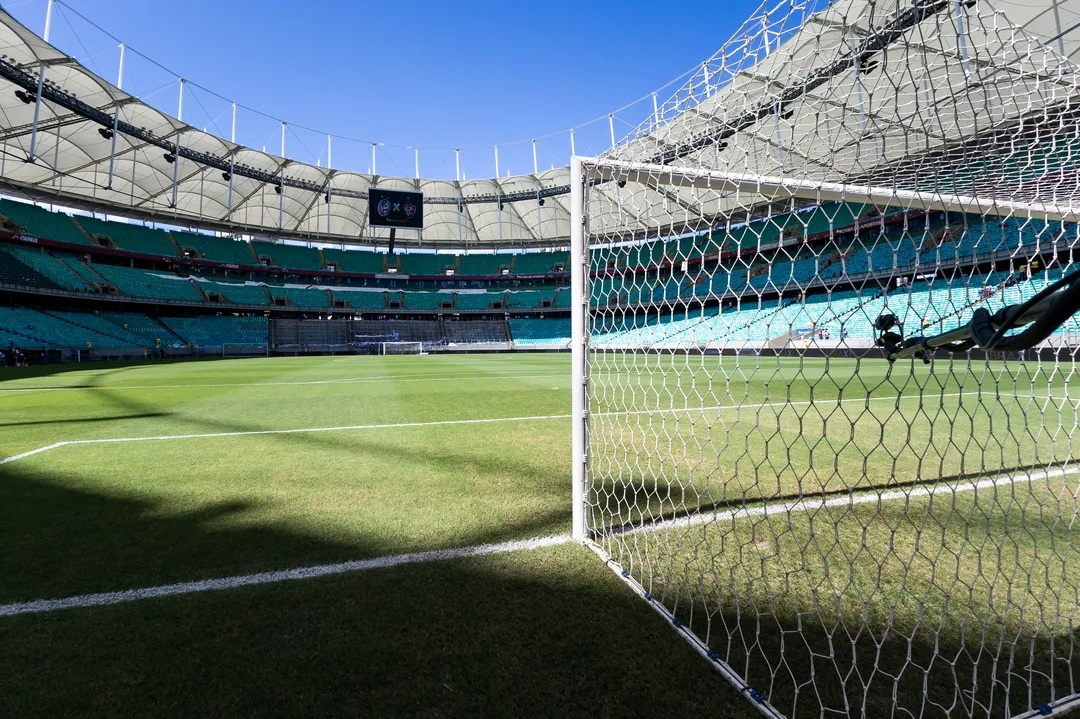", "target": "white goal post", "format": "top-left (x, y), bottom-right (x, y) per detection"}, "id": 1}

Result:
top-left (570, 147), bottom-right (1080, 717)
top-left (566, 0), bottom-right (1080, 714)
top-left (379, 341), bottom-right (426, 355)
